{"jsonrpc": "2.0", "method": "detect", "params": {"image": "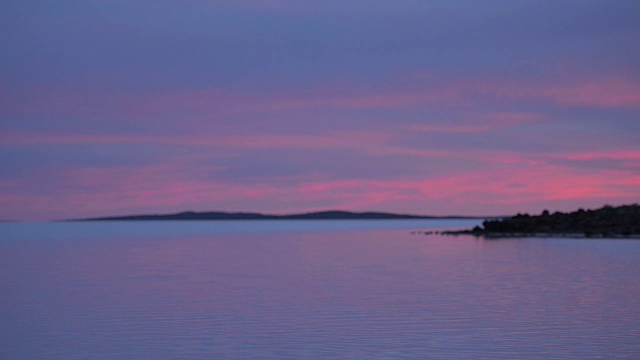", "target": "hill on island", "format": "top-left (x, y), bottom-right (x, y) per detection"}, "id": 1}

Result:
top-left (73, 210), bottom-right (478, 221)
top-left (455, 204), bottom-right (640, 238)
